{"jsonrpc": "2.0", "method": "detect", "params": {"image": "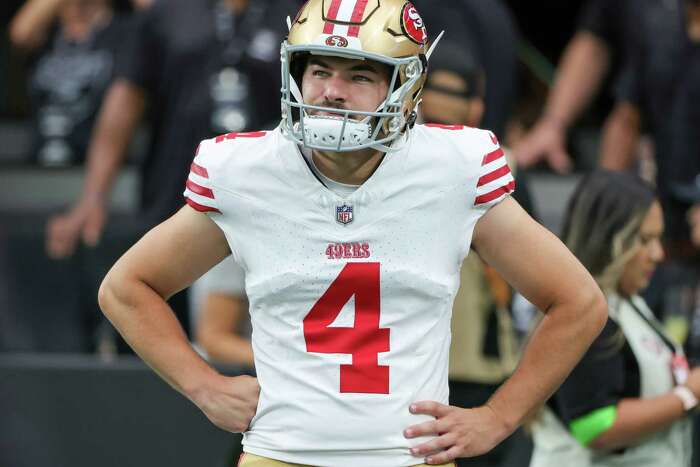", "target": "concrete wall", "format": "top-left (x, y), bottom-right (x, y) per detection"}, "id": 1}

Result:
top-left (0, 354), bottom-right (244, 467)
